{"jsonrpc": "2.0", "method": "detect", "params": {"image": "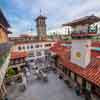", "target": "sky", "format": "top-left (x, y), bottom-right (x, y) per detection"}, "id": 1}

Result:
top-left (0, 0), bottom-right (100, 36)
